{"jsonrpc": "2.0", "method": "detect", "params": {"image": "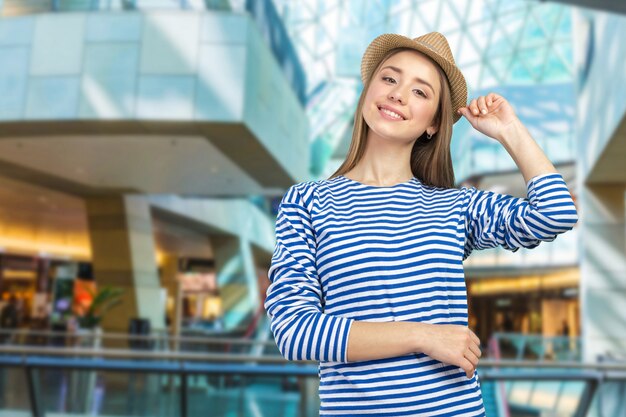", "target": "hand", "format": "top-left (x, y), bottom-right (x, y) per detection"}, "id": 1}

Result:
top-left (420, 323), bottom-right (482, 379)
top-left (457, 93), bottom-right (519, 142)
